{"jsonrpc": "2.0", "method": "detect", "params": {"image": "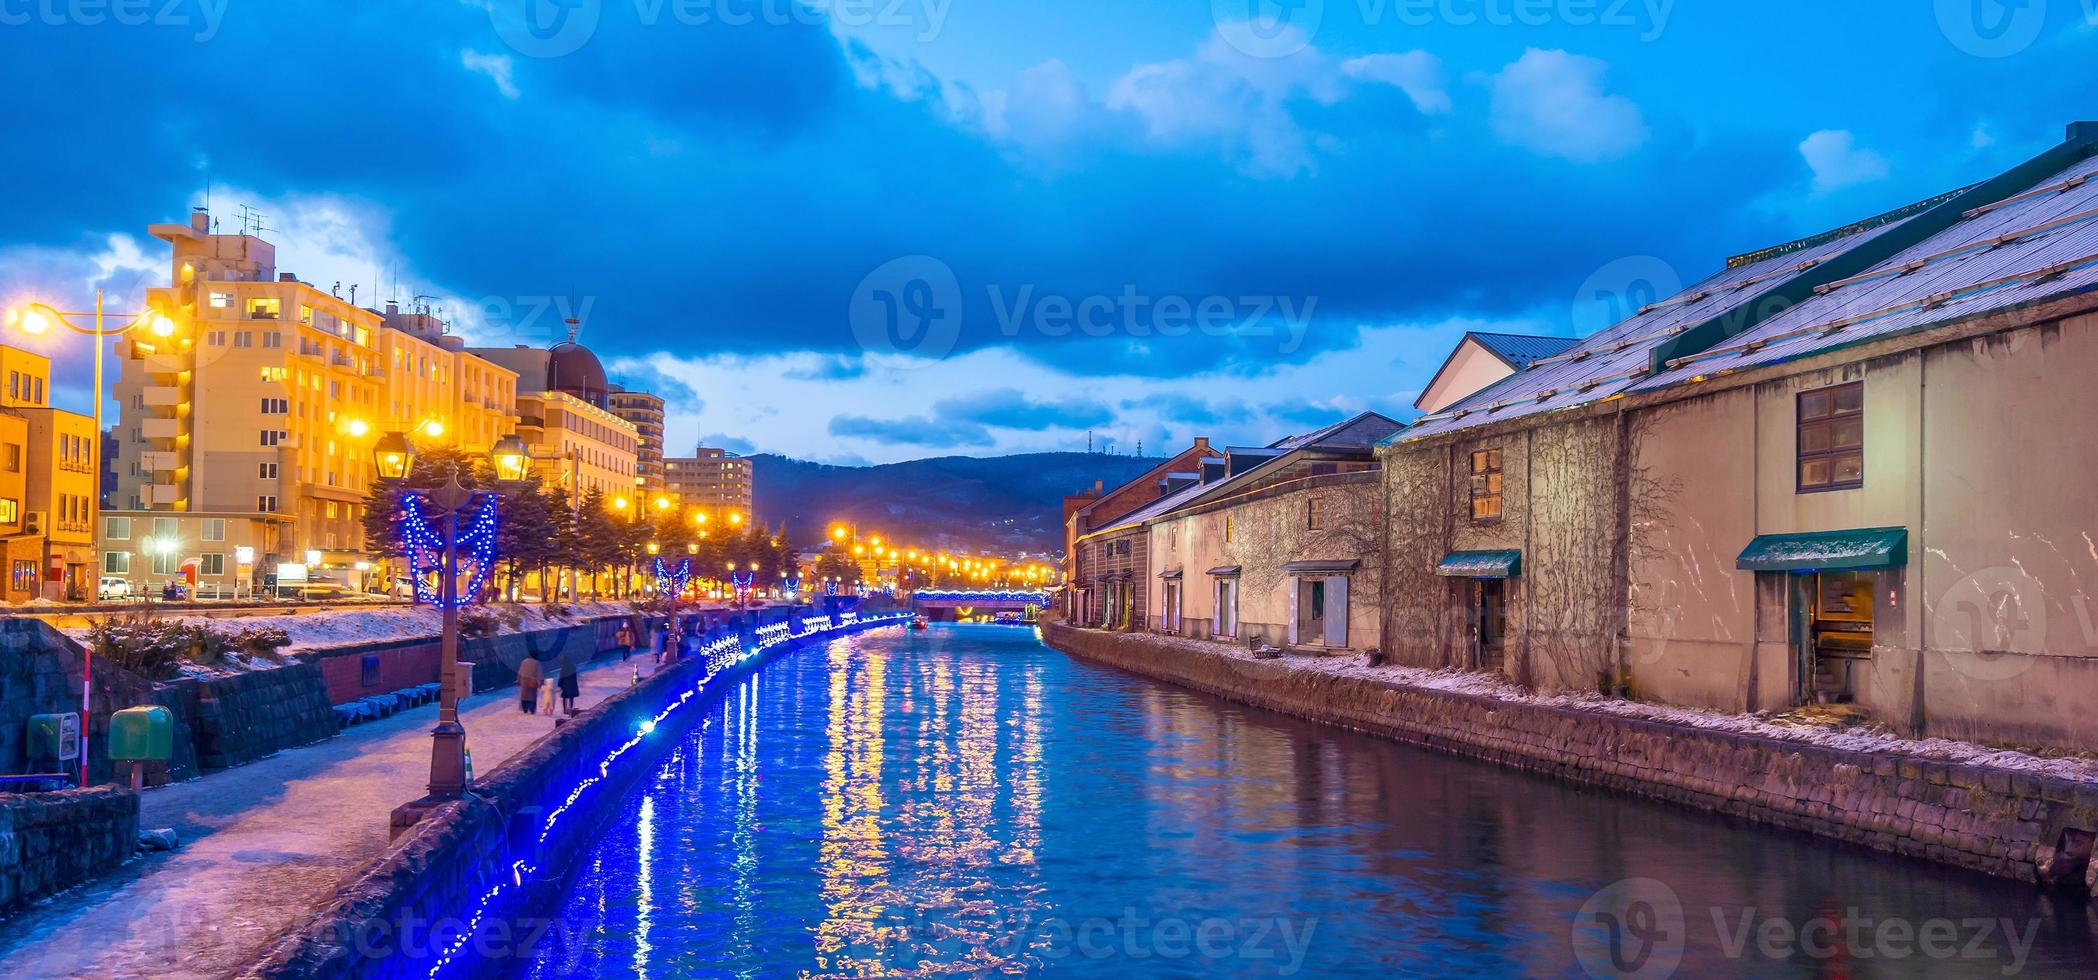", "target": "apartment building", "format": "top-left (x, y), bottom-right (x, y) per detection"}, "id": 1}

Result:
top-left (0, 346), bottom-right (98, 600)
top-left (608, 385), bottom-right (666, 491)
top-left (100, 208), bottom-right (520, 595)
top-left (663, 446), bottom-right (751, 517)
